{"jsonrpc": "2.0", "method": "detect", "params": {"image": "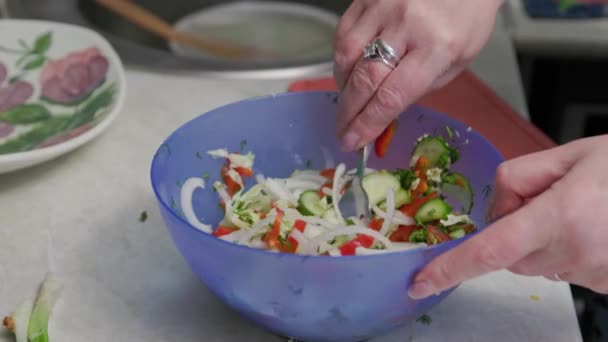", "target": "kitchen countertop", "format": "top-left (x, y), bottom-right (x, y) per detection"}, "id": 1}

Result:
top-left (0, 9), bottom-right (580, 342)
